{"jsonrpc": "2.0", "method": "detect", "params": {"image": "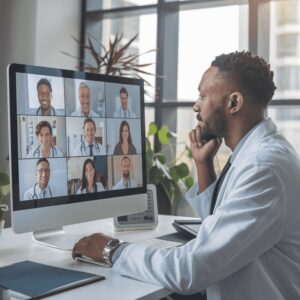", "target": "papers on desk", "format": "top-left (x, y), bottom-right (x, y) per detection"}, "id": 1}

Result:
top-left (0, 260), bottom-right (105, 299)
